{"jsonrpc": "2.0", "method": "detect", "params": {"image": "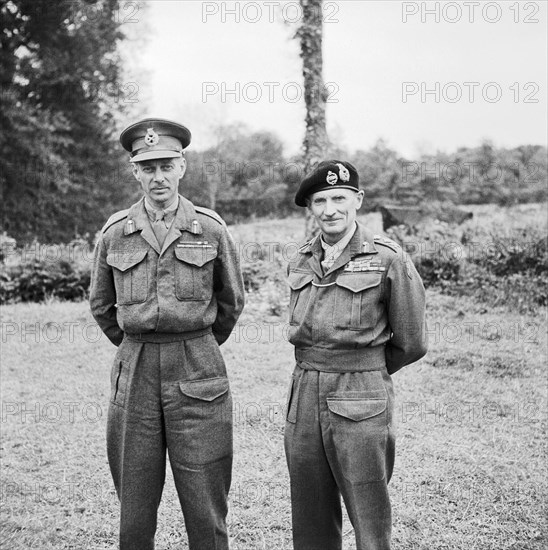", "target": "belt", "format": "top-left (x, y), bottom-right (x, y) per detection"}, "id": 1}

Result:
top-left (125, 327), bottom-right (212, 343)
top-left (295, 345), bottom-right (386, 373)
